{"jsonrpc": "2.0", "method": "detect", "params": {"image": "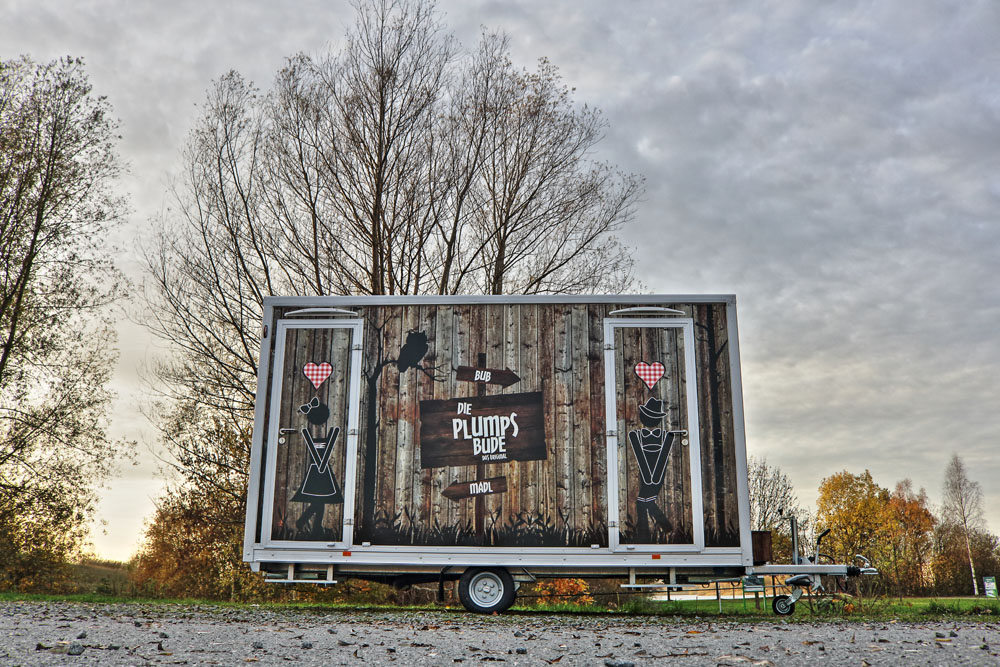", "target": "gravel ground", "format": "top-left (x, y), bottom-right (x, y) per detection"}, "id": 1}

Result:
top-left (3, 601), bottom-right (1000, 666)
